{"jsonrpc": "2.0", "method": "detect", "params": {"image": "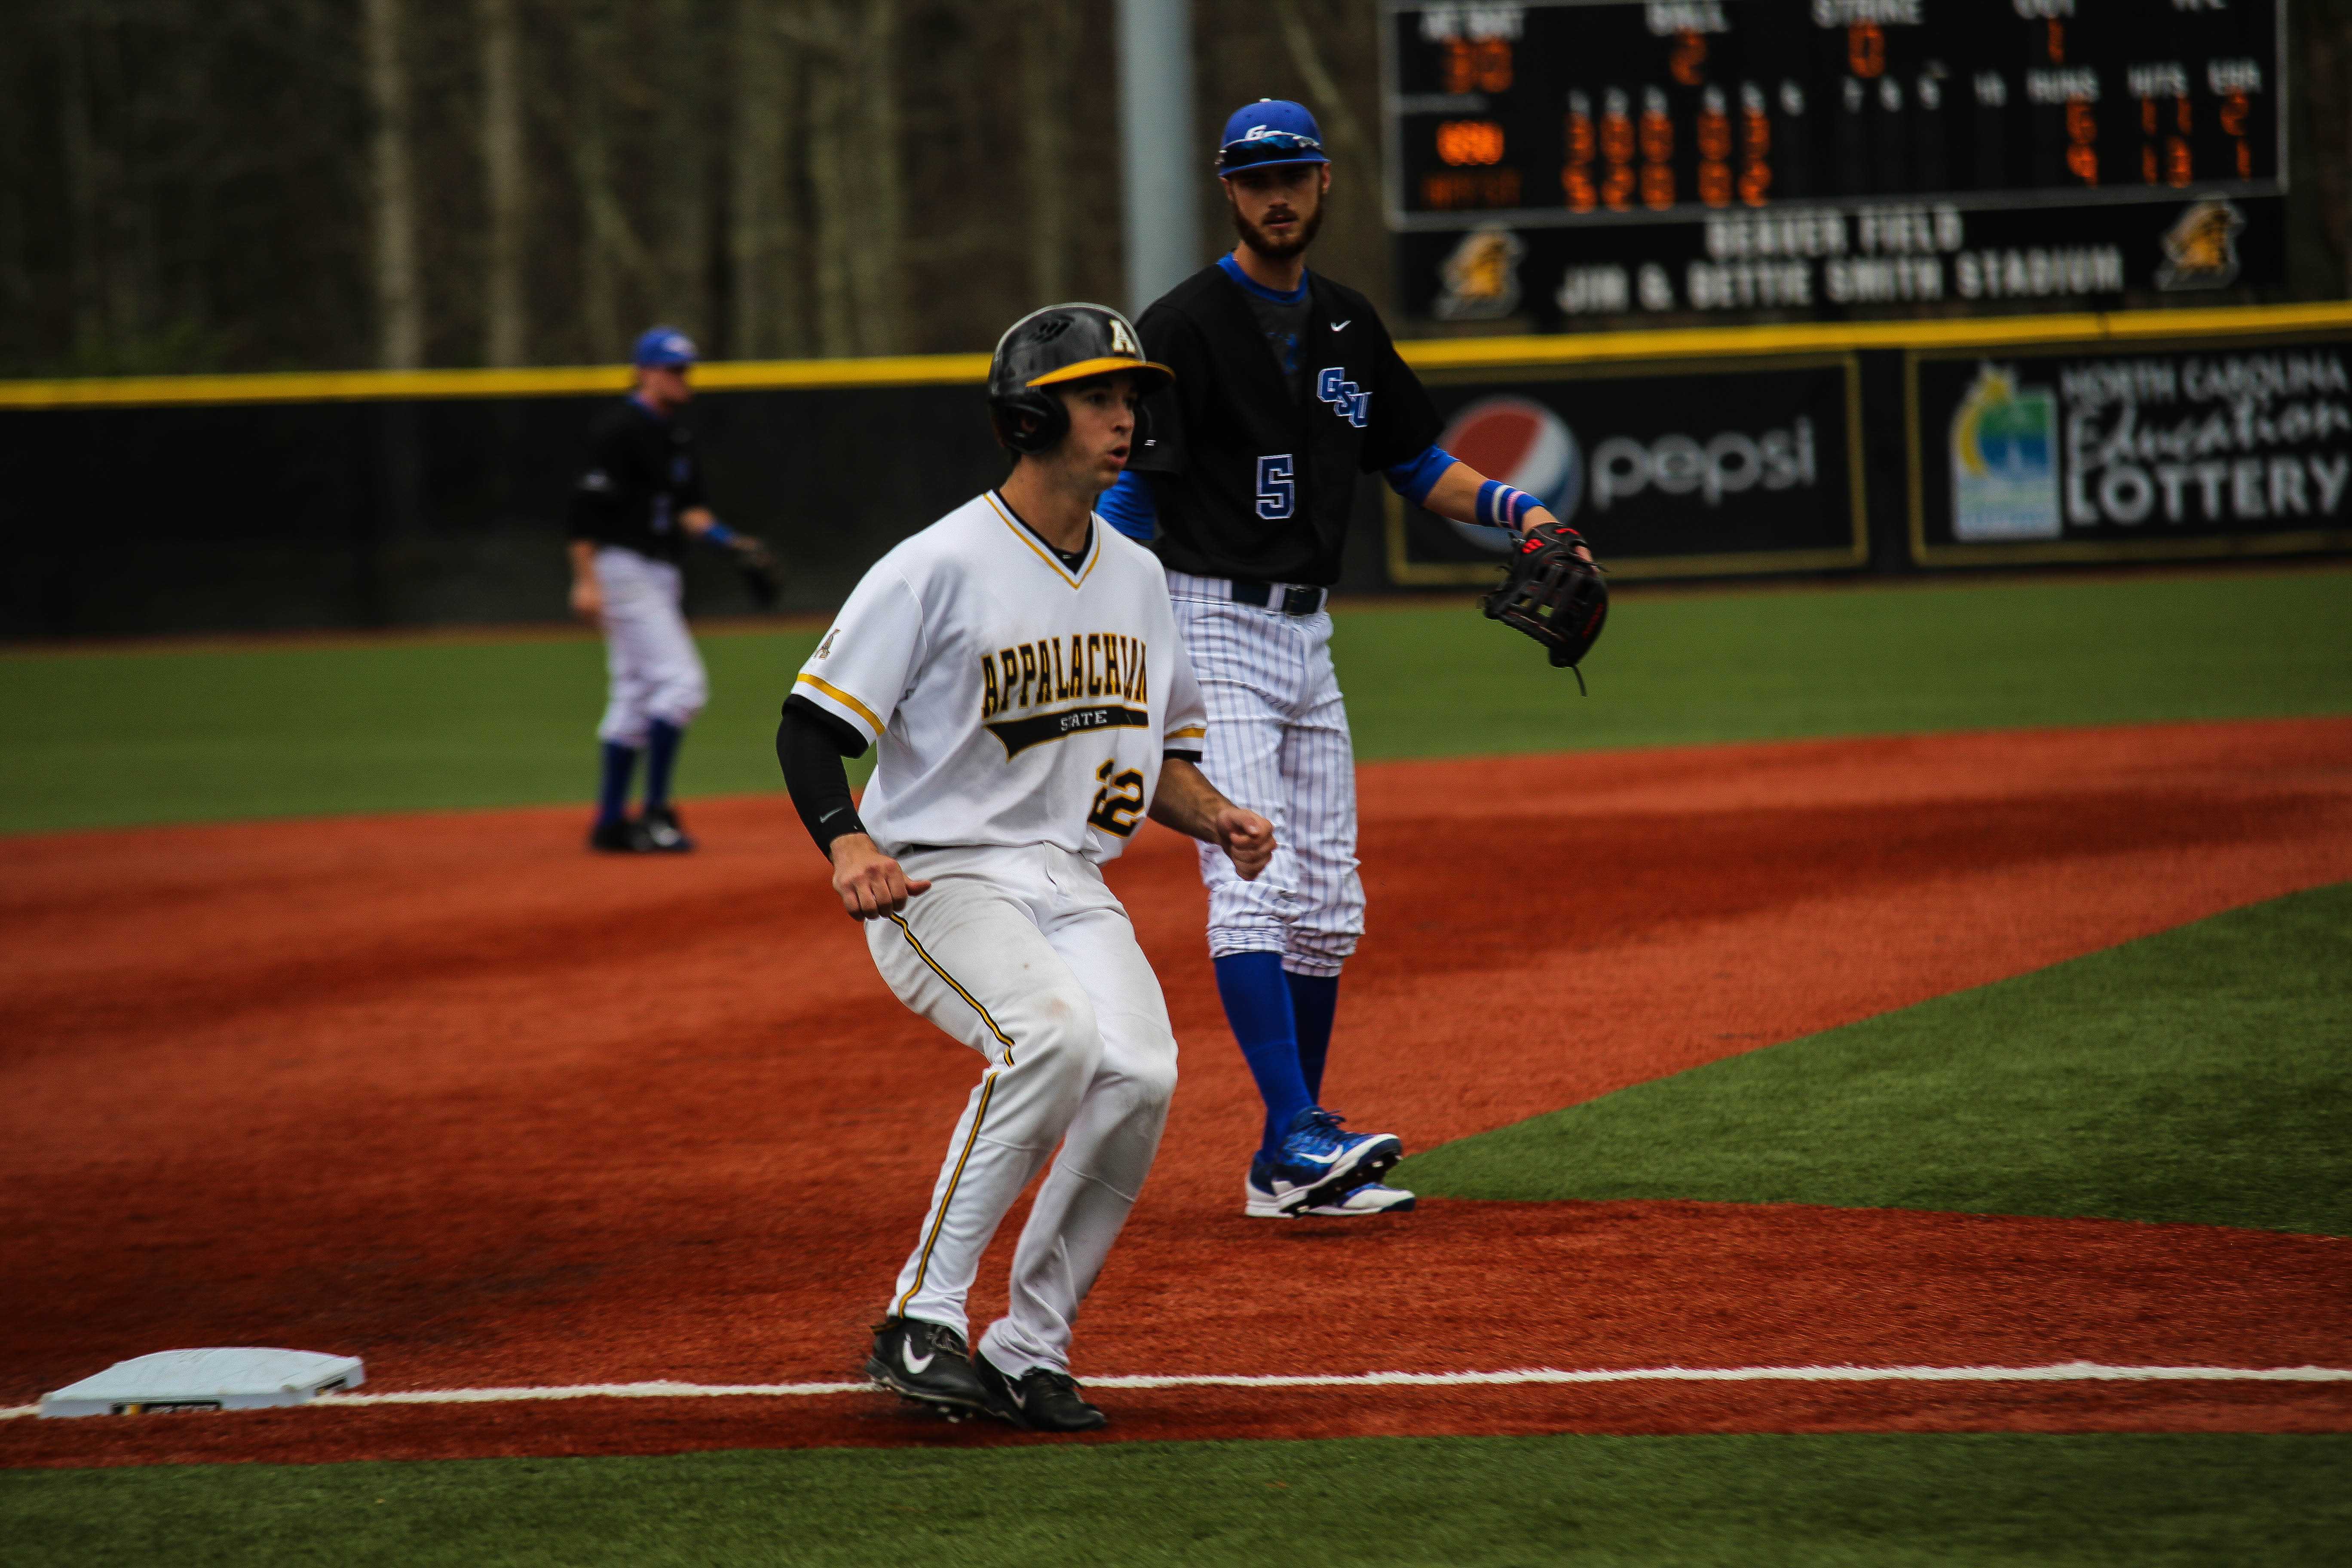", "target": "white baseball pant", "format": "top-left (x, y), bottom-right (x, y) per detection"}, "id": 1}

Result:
top-left (592, 545), bottom-right (708, 747)
top-left (871, 842), bottom-right (1178, 1378)
top-left (1164, 571), bottom-right (1364, 977)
